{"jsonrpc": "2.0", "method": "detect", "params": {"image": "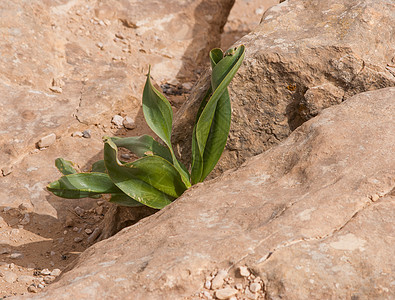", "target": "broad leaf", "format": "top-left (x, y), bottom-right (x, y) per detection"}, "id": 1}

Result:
top-left (191, 45), bottom-right (245, 183)
top-left (110, 135), bottom-right (172, 162)
top-left (47, 172), bottom-right (121, 199)
top-left (55, 158), bottom-right (78, 175)
top-left (142, 67), bottom-right (173, 148)
top-left (110, 194), bottom-right (144, 207)
top-left (104, 139), bottom-right (177, 209)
